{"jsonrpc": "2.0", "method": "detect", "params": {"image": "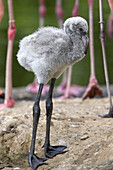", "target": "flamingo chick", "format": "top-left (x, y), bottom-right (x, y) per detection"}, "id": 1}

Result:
top-left (17, 16), bottom-right (89, 170)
